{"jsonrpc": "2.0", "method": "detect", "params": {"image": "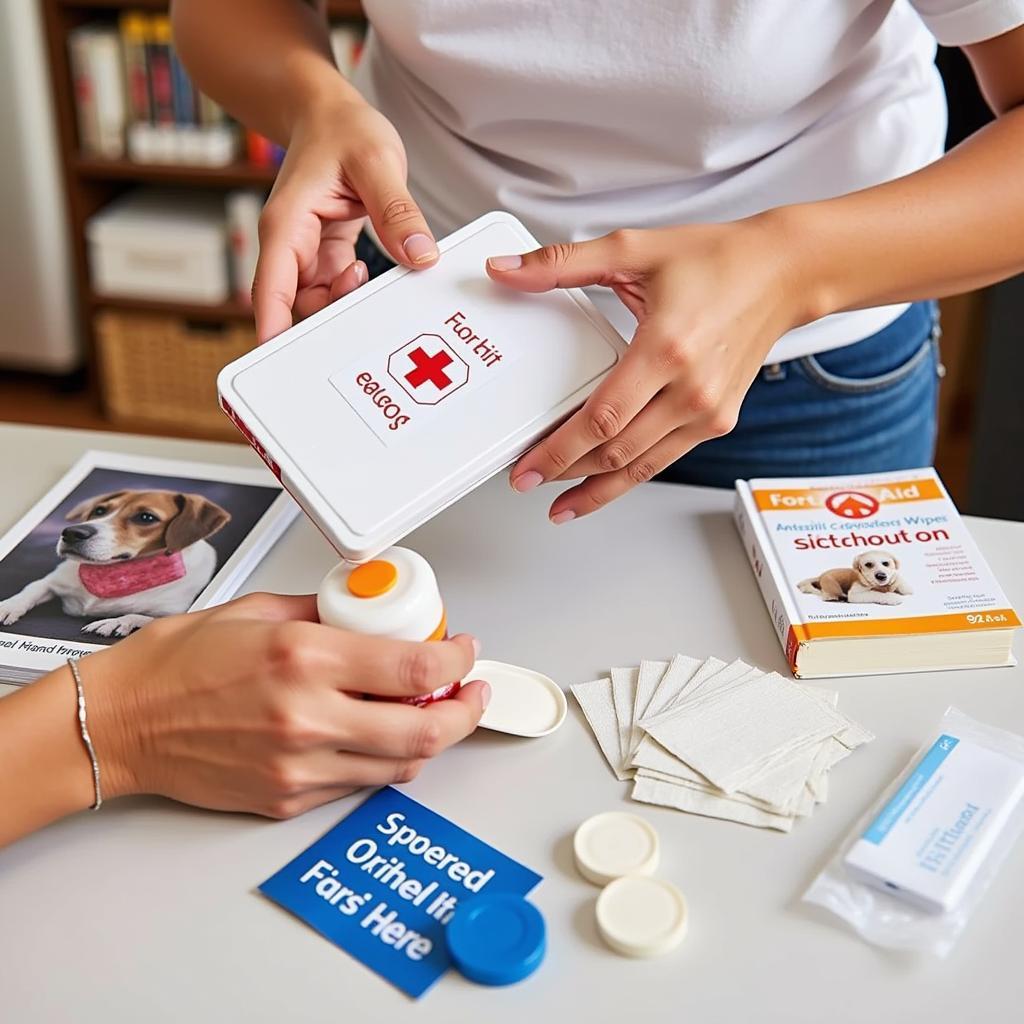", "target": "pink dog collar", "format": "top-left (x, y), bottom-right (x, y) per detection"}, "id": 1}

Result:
top-left (79, 551), bottom-right (187, 598)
